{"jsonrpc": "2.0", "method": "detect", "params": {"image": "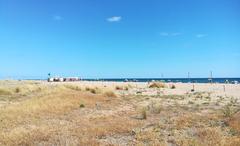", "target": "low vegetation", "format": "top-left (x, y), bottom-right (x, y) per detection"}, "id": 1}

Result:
top-left (103, 91), bottom-right (117, 98)
top-left (64, 84), bottom-right (82, 91)
top-left (0, 88), bottom-right (12, 95)
top-left (227, 111), bottom-right (240, 132)
top-left (85, 87), bottom-right (101, 94)
top-left (115, 85), bottom-right (129, 90)
top-left (79, 103), bottom-right (85, 108)
top-left (0, 80), bottom-right (239, 145)
top-left (140, 108), bottom-right (147, 120)
top-left (170, 84), bottom-right (176, 89)
top-left (149, 82), bottom-right (166, 88)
